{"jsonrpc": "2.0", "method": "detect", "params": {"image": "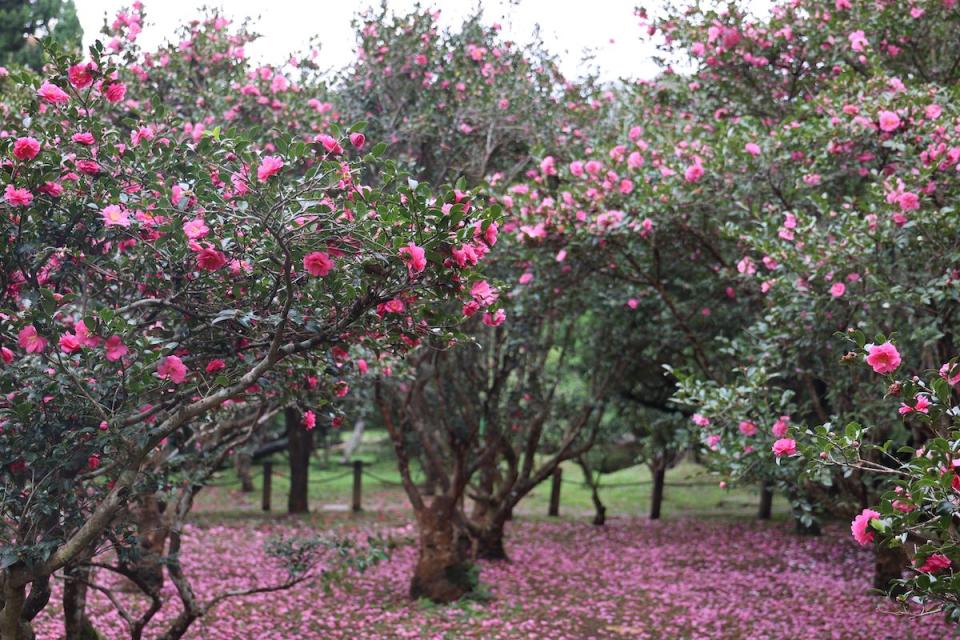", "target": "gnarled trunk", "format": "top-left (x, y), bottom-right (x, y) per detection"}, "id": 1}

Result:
top-left (0, 580), bottom-right (32, 640)
top-left (472, 514), bottom-right (509, 561)
top-left (410, 497), bottom-right (473, 602)
top-left (63, 562), bottom-right (98, 640)
top-left (758, 482), bottom-right (774, 520)
top-left (126, 493), bottom-right (168, 593)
